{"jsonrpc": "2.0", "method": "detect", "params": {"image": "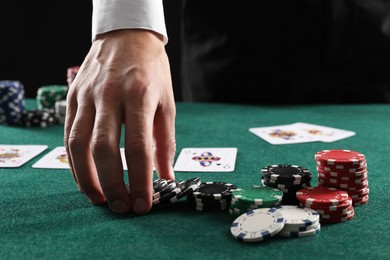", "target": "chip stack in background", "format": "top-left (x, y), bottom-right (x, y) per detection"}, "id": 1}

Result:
top-left (315, 149), bottom-right (369, 206)
top-left (21, 109), bottom-right (57, 128)
top-left (36, 85), bottom-right (68, 110)
top-left (187, 181), bottom-right (237, 211)
top-left (229, 185), bottom-right (283, 217)
top-left (67, 66), bottom-right (80, 87)
top-left (55, 100), bottom-right (67, 124)
top-left (261, 164), bottom-right (312, 205)
top-left (0, 80), bottom-right (26, 125)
